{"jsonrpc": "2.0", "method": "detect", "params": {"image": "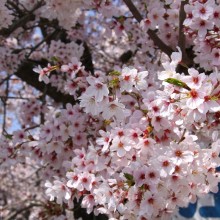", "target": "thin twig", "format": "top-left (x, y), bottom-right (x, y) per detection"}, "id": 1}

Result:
top-left (0, 96), bottom-right (30, 100)
top-left (1, 75), bottom-right (10, 135)
top-left (178, 129), bottom-right (186, 144)
top-left (6, 0), bottom-right (25, 16)
top-left (26, 29), bottom-right (59, 58)
top-left (0, 74), bottom-right (14, 86)
top-left (24, 124), bottom-right (40, 132)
